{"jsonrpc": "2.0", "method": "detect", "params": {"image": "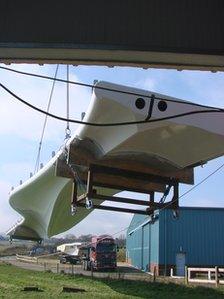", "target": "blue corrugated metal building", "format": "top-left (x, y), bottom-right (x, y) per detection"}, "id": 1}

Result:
top-left (126, 207), bottom-right (224, 276)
